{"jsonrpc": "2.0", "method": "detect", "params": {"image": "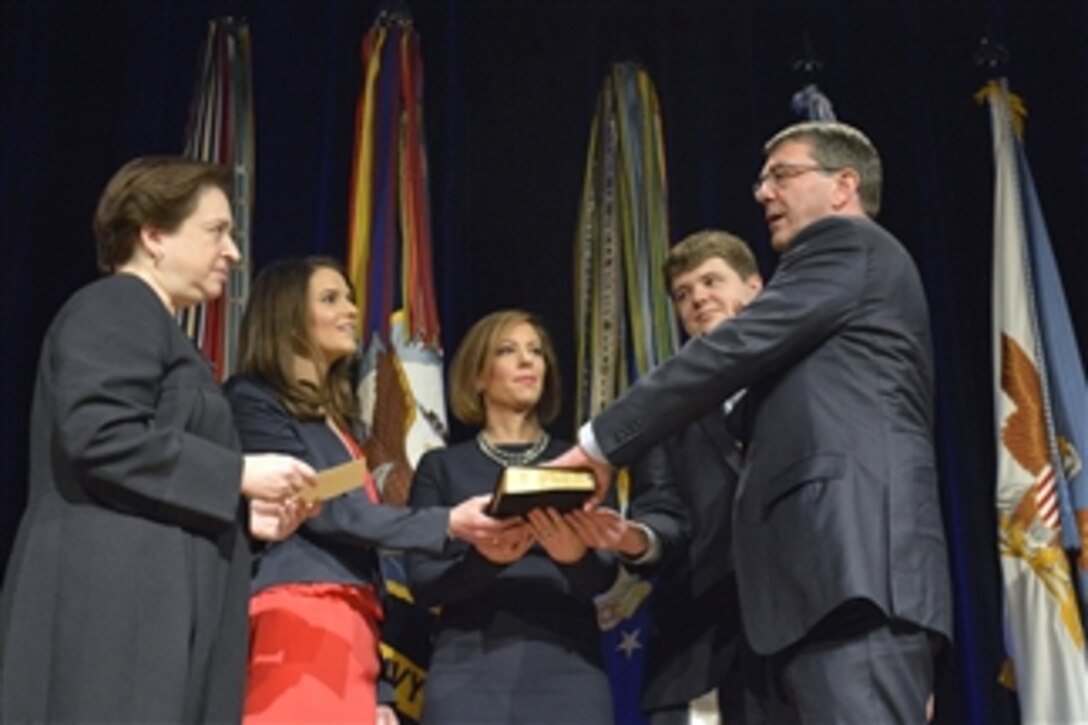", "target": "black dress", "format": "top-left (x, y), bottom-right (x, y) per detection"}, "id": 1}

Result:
top-left (0, 275), bottom-right (250, 723)
top-left (407, 438), bottom-right (616, 724)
